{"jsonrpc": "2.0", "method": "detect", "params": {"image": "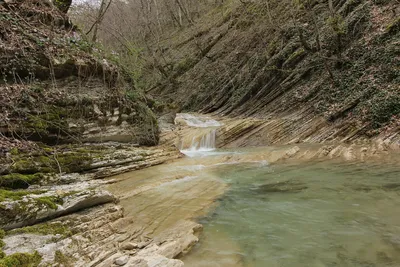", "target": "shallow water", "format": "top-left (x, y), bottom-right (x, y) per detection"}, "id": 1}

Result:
top-left (183, 159), bottom-right (400, 267)
top-left (109, 113), bottom-right (400, 266)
